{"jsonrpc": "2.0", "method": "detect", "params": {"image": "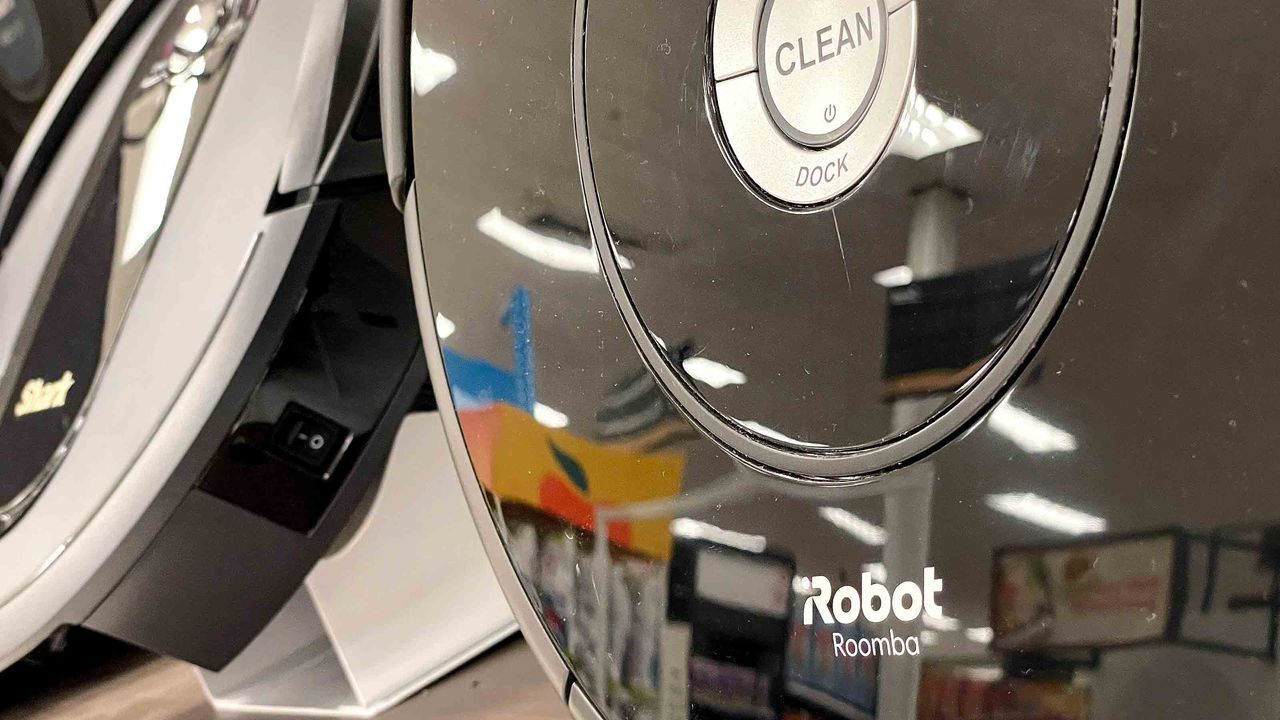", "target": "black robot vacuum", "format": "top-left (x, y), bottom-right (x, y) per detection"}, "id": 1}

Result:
top-left (387, 0), bottom-right (1280, 717)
